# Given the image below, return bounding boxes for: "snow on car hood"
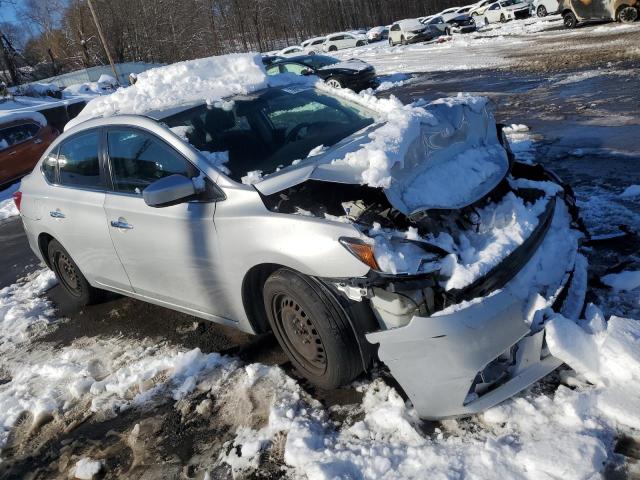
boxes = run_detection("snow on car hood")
[66,53,269,130]
[319,60,372,72]
[254,88,509,215]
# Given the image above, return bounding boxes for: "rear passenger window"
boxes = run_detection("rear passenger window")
[107,129,198,195]
[58,130,102,188]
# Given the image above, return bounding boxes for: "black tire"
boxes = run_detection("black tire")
[308,50,315,55]
[616,4,638,22]
[500,13,507,22]
[563,11,578,28]
[537,5,547,16]
[484,16,490,24]
[328,45,338,52]
[47,239,105,306]
[263,269,362,389]
[389,37,394,46]
[400,35,406,45]
[356,40,364,46]
[445,27,451,35]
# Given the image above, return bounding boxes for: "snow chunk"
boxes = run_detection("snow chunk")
[241,170,263,185]
[620,184,640,198]
[601,270,640,292]
[73,458,102,479]
[68,53,268,128]
[0,182,20,220]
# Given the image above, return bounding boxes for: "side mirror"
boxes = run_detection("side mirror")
[301,68,313,75]
[143,174,196,207]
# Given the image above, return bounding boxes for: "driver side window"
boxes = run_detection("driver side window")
[490,3,499,9]
[107,129,198,195]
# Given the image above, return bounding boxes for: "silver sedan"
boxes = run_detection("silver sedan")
[16,85,586,419]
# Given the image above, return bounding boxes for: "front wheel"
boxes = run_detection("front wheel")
[47,239,105,306]
[389,37,394,46]
[356,40,365,46]
[325,77,343,88]
[617,5,638,22]
[500,13,507,22]
[537,5,547,16]
[263,269,362,389]
[328,45,338,52]
[445,27,451,35]
[563,11,578,28]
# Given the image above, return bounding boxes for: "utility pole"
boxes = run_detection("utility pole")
[0,31,20,86]
[86,0,120,83]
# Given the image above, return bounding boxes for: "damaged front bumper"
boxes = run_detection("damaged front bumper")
[365,195,588,420]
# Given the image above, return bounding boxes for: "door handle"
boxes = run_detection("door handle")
[49,210,65,218]
[8,150,17,156]
[110,219,134,229]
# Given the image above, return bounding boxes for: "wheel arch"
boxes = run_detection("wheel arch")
[241,263,378,371]
[37,232,55,268]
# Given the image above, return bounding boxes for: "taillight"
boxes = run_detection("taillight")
[12,191,22,212]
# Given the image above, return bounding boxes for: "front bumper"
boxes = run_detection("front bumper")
[366,198,587,419]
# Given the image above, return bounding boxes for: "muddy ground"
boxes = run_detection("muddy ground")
[1,22,639,480]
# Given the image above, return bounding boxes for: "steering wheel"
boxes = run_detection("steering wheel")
[285,122,312,143]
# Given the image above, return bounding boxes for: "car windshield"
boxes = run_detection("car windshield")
[163,87,376,182]
[299,55,340,69]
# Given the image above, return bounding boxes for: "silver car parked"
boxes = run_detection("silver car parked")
[17,84,586,419]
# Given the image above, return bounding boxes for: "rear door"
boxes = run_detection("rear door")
[571,0,611,19]
[102,126,224,316]
[41,128,133,292]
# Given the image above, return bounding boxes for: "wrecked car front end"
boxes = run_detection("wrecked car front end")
[253,92,587,419]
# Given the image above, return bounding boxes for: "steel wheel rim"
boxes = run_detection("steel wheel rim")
[272,293,327,375]
[564,15,574,26]
[538,5,547,16]
[56,252,82,297]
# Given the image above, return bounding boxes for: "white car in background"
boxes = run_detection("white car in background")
[469,0,496,16]
[277,46,305,57]
[483,0,531,22]
[388,18,436,45]
[440,6,463,20]
[367,26,389,41]
[532,0,559,16]
[322,32,368,52]
[301,37,326,54]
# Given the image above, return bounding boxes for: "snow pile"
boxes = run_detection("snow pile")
[68,53,268,128]
[0,182,20,221]
[73,458,102,479]
[0,110,47,127]
[601,270,640,292]
[0,269,57,353]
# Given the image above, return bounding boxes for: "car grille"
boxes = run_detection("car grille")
[514,8,530,18]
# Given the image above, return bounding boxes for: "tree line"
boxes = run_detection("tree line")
[1,0,457,85]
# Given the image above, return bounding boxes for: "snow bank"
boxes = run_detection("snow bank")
[0,110,47,127]
[67,53,268,128]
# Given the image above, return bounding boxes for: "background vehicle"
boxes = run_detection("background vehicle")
[266,54,377,91]
[484,0,531,23]
[440,6,463,20]
[277,45,305,56]
[0,113,59,186]
[367,26,389,41]
[322,32,368,51]
[469,0,496,16]
[533,0,559,16]
[445,14,477,32]
[388,18,436,45]
[559,0,638,26]
[424,15,453,35]
[301,36,326,54]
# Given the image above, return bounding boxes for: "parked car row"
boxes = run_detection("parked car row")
[273,31,369,57]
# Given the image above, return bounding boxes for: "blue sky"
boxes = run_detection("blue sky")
[0,1,22,24]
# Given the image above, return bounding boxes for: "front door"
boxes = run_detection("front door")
[102,127,225,316]
[571,0,611,19]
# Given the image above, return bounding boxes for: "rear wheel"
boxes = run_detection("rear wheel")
[355,40,365,46]
[484,16,490,24]
[537,5,547,16]
[445,27,451,35]
[263,269,362,389]
[47,239,105,306]
[563,11,578,27]
[328,45,338,52]
[500,13,507,22]
[326,77,342,88]
[389,37,394,46]
[400,35,406,45]
[617,5,638,22]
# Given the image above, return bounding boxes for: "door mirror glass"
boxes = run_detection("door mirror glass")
[143,174,196,207]
[301,68,313,75]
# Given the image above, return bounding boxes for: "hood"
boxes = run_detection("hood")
[253,97,509,215]
[320,60,372,72]
[505,3,529,9]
